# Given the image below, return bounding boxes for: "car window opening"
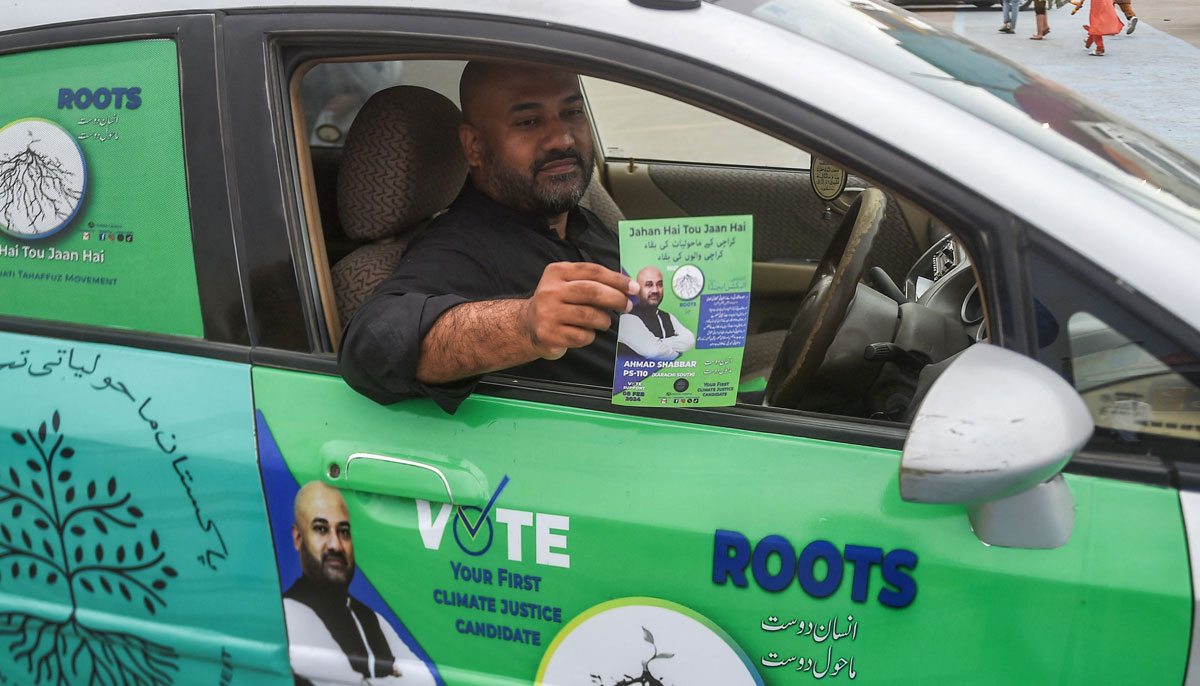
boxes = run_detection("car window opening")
[292,56,984,427]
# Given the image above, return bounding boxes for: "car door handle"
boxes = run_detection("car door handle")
[321,445,489,508]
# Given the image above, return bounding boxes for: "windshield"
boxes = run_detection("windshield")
[717,0,1200,233]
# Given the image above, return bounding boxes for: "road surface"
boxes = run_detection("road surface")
[911,0,1200,159]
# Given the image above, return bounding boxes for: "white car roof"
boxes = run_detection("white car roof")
[7,0,1200,332]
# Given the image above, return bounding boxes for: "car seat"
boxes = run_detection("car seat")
[331,85,628,330]
[330,85,469,327]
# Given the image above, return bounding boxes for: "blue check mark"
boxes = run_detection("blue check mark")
[457,474,510,537]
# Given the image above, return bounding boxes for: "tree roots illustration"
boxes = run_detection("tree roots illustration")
[590,627,674,686]
[0,613,178,686]
[0,411,179,685]
[0,141,82,232]
[675,273,701,295]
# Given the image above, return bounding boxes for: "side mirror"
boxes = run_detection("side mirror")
[900,343,1093,548]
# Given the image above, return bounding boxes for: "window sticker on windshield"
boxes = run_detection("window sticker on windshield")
[613,215,752,407]
[0,40,202,337]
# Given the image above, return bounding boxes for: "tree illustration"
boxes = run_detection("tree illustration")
[0,411,179,686]
[0,141,82,233]
[676,273,700,292]
[673,271,702,300]
[590,627,674,686]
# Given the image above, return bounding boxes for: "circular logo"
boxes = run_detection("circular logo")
[0,118,88,239]
[452,506,494,556]
[537,597,763,686]
[673,378,689,392]
[672,265,704,301]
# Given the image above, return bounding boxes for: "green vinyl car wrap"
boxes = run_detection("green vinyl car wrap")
[253,367,1191,684]
[0,331,290,685]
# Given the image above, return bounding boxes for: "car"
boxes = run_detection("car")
[2,0,1199,684]
[887,1,996,8]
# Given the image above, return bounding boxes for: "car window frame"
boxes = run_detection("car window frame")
[228,8,1031,452]
[1023,230,1200,488]
[0,13,248,355]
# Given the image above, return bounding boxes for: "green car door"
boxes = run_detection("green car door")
[253,367,1190,685]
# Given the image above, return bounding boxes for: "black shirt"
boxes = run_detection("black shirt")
[339,183,620,413]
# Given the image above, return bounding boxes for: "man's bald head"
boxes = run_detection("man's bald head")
[459,61,579,127]
[456,61,594,219]
[292,481,355,589]
[636,266,665,309]
[294,481,342,523]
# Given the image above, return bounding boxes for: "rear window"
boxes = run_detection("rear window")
[0,39,202,337]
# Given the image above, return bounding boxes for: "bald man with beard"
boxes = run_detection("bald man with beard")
[284,482,434,686]
[341,61,638,413]
[617,266,695,361]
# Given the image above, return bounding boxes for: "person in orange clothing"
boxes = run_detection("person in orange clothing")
[1114,0,1138,34]
[1070,0,1124,55]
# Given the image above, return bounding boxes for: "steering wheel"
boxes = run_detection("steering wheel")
[765,188,887,409]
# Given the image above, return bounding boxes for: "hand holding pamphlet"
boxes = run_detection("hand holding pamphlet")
[612,215,753,407]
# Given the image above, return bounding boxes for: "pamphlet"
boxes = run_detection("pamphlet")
[612,215,752,407]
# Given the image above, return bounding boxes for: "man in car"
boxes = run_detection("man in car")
[617,265,695,361]
[340,61,638,413]
[284,481,435,685]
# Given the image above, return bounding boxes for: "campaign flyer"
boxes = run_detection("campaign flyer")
[612,215,752,407]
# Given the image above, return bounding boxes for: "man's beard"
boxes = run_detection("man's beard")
[486,147,594,217]
[634,291,662,309]
[300,544,353,590]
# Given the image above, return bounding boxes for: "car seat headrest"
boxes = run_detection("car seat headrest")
[337,85,468,242]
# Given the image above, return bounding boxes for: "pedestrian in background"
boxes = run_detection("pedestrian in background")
[999,0,1020,33]
[1030,0,1051,39]
[1114,0,1138,34]
[1070,0,1123,55]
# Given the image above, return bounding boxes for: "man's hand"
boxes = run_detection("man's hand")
[416,263,637,384]
[524,262,638,360]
